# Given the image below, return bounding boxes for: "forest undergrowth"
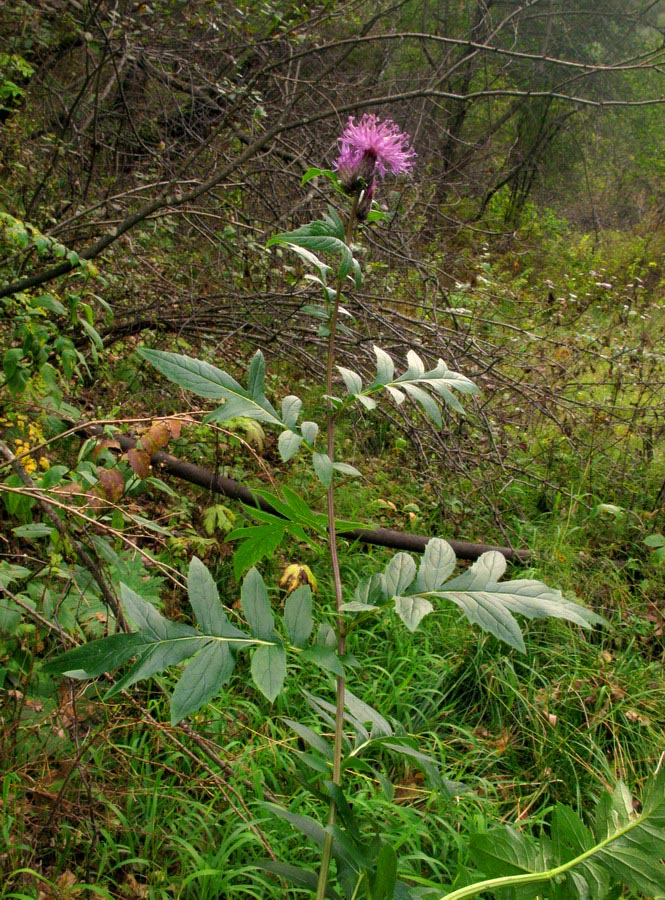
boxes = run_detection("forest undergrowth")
[1,209,663,898]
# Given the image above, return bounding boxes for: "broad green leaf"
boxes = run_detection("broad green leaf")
[471,825,542,886]
[373,345,395,383]
[120,583,194,641]
[283,718,333,759]
[42,632,145,678]
[170,640,235,724]
[140,348,281,426]
[251,643,286,702]
[337,366,363,395]
[301,420,319,445]
[139,349,244,400]
[241,568,275,640]
[30,293,67,315]
[402,382,442,426]
[436,588,526,652]
[187,556,240,637]
[462,770,665,900]
[229,523,286,578]
[281,395,302,427]
[13,523,54,539]
[259,861,340,900]
[371,842,398,900]
[300,645,345,677]
[247,350,266,399]
[415,538,457,592]
[394,595,434,632]
[278,429,303,462]
[345,690,392,739]
[382,553,417,597]
[332,462,362,478]
[284,585,313,648]
[313,452,334,487]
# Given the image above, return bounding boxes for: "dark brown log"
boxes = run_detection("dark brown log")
[85,426,529,564]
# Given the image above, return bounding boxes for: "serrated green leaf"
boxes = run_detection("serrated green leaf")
[229,523,286,578]
[284,585,313,648]
[283,718,333,759]
[188,557,238,637]
[246,350,266,400]
[170,640,235,724]
[279,429,303,462]
[471,825,542,884]
[394,595,434,632]
[382,553,417,597]
[139,349,243,400]
[241,568,275,640]
[436,588,526,652]
[313,452,334,487]
[415,538,457,592]
[332,462,361,478]
[41,632,145,678]
[373,346,395,383]
[280,486,322,527]
[301,421,319,445]
[251,643,286,702]
[402,382,443,426]
[337,366,363,395]
[281,395,302,427]
[300,645,345,677]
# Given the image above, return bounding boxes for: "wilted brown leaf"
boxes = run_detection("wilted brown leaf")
[146,421,170,450]
[126,447,152,478]
[97,468,125,503]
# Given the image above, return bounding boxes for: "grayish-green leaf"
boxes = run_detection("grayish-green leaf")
[139,349,243,400]
[401,382,442,426]
[170,640,235,724]
[251,643,286,702]
[278,429,303,462]
[42,632,145,678]
[300,645,345,677]
[281,395,302,427]
[187,556,238,637]
[373,345,395,383]
[283,718,332,759]
[241,568,275,640]
[337,366,363,395]
[382,553,417,597]
[394,595,434,632]
[332,462,361,478]
[415,538,457,592]
[313,452,334,487]
[301,420,319,445]
[284,585,313,648]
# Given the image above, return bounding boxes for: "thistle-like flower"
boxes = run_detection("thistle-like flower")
[334,113,416,195]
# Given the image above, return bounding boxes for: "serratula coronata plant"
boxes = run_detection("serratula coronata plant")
[43,114,639,900]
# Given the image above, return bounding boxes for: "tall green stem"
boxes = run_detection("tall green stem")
[315,193,360,900]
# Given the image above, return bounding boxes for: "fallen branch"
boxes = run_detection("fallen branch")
[84,426,529,564]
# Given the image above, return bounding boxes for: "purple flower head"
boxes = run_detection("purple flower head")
[334,114,416,194]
